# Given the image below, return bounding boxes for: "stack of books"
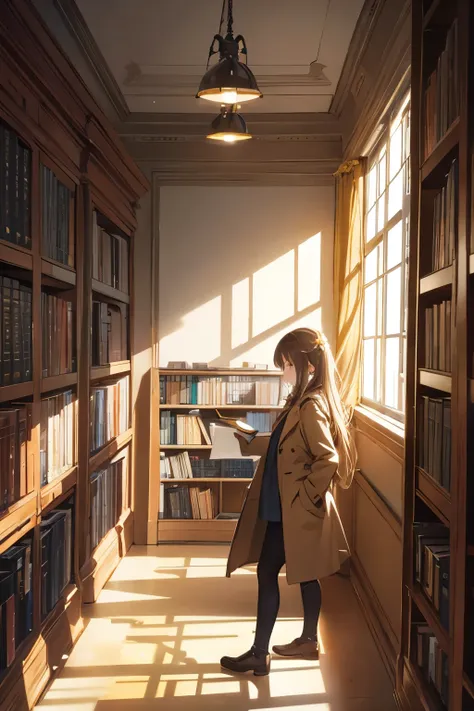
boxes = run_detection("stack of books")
[0,123,31,249]
[92,301,128,365]
[414,522,450,629]
[41,165,74,266]
[424,301,451,372]
[0,535,33,672]
[40,501,73,619]
[417,396,451,492]
[90,450,128,551]
[40,390,76,487]
[41,292,75,377]
[89,375,129,453]
[92,215,129,293]
[0,405,32,510]
[0,277,32,385]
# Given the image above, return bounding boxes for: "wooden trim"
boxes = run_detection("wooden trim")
[0,493,37,551]
[40,465,77,512]
[159,368,282,377]
[354,470,402,539]
[418,369,451,393]
[415,467,450,526]
[421,118,460,183]
[91,278,130,304]
[0,240,33,270]
[355,406,405,463]
[160,403,282,411]
[40,257,76,286]
[88,428,133,473]
[91,361,131,382]
[0,380,34,404]
[409,583,449,655]
[41,372,78,394]
[419,265,453,294]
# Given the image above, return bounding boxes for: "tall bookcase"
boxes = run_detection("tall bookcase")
[398,1,473,710]
[157,368,282,543]
[0,2,148,710]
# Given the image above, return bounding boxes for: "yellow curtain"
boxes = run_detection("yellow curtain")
[333,158,366,412]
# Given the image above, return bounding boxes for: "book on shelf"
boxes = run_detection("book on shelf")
[92,300,128,366]
[40,500,73,619]
[0,536,33,666]
[414,522,450,629]
[90,375,129,453]
[40,390,76,487]
[41,164,74,267]
[41,292,75,377]
[423,19,459,158]
[431,159,458,272]
[160,452,257,480]
[0,404,33,510]
[0,276,32,386]
[160,373,281,406]
[167,361,191,369]
[413,623,448,706]
[0,123,31,249]
[160,411,211,446]
[417,396,451,491]
[161,484,216,520]
[424,300,451,372]
[242,362,268,369]
[92,213,129,294]
[90,448,129,551]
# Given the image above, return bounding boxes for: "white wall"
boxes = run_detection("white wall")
[158,185,335,368]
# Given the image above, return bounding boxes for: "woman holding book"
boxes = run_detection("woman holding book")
[220,327,356,676]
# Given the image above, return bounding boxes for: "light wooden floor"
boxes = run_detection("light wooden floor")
[36,545,397,711]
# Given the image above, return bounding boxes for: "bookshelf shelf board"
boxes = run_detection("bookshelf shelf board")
[416,468,451,526]
[0,492,37,551]
[41,583,78,635]
[0,380,34,404]
[91,361,131,382]
[41,258,76,286]
[41,372,77,394]
[419,370,452,394]
[161,444,212,450]
[407,659,445,711]
[160,368,282,377]
[410,583,450,655]
[159,403,282,410]
[88,428,133,473]
[161,478,252,483]
[470,253,474,275]
[0,240,33,271]
[420,265,453,294]
[158,517,237,543]
[463,673,474,701]
[421,118,459,184]
[92,278,130,304]
[40,465,77,511]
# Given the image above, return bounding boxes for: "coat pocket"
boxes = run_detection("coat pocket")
[296,488,326,519]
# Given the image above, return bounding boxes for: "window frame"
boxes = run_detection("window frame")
[361,93,411,424]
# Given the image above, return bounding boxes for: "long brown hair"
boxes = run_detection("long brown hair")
[274,327,356,489]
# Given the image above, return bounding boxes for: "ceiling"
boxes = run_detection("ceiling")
[74,0,365,114]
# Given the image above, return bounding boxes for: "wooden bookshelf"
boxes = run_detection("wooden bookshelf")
[0,3,148,709]
[158,368,281,541]
[398,2,472,710]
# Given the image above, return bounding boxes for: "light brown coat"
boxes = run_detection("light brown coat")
[226,391,350,584]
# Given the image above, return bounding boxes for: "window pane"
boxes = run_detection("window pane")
[365,247,378,284]
[363,339,375,400]
[386,267,402,335]
[367,206,376,242]
[377,195,385,232]
[385,337,400,409]
[389,125,402,180]
[364,283,377,337]
[376,338,382,402]
[387,220,403,269]
[378,150,386,195]
[368,166,377,208]
[388,169,403,219]
[377,278,383,336]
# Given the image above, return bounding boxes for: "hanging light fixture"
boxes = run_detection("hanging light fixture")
[196,0,262,105]
[206,105,252,143]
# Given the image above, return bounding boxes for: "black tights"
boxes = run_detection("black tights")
[254,521,322,654]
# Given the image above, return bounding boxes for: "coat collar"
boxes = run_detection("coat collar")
[274,388,323,446]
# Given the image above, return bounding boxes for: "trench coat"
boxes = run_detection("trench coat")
[226,390,350,585]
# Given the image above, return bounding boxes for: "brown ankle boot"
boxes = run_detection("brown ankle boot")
[272,637,319,660]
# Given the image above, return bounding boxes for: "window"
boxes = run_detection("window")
[362,94,410,421]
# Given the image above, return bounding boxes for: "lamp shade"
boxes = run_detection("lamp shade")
[207,106,252,143]
[197,54,262,104]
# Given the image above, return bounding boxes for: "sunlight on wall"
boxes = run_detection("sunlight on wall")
[298,232,321,311]
[231,277,250,349]
[252,250,295,338]
[159,296,221,365]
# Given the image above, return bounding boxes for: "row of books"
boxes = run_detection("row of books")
[1,123,31,250]
[92,215,129,294]
[160,484,217,520]
[41,292,75,377]
[90,375,129,453]
[246,412,278,432]
[40,390,76,487]
[413,623,448,707]
[0,405,32,511]
[0,277,32,386]
[417,397,451,492]
[90,450,128,551]
[160,375,281,406]
[40,502,73,619]
[424,301,451,372]
[414,522,449,629]
[160,452,256,479]
[92,301,128,366]
[0,536,33,672]
[41,165,74,267]
[160,412,210,447]
[423,20,459,158]
[430,159,457,273]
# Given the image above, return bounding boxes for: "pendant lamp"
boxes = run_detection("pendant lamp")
[206,105,252,143]
[197,0,262,105]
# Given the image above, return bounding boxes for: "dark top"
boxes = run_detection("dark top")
[258,413,288,522]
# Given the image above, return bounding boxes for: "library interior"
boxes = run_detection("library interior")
[0,0,471,710]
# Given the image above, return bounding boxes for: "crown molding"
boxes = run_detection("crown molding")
[54,0,129,121]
